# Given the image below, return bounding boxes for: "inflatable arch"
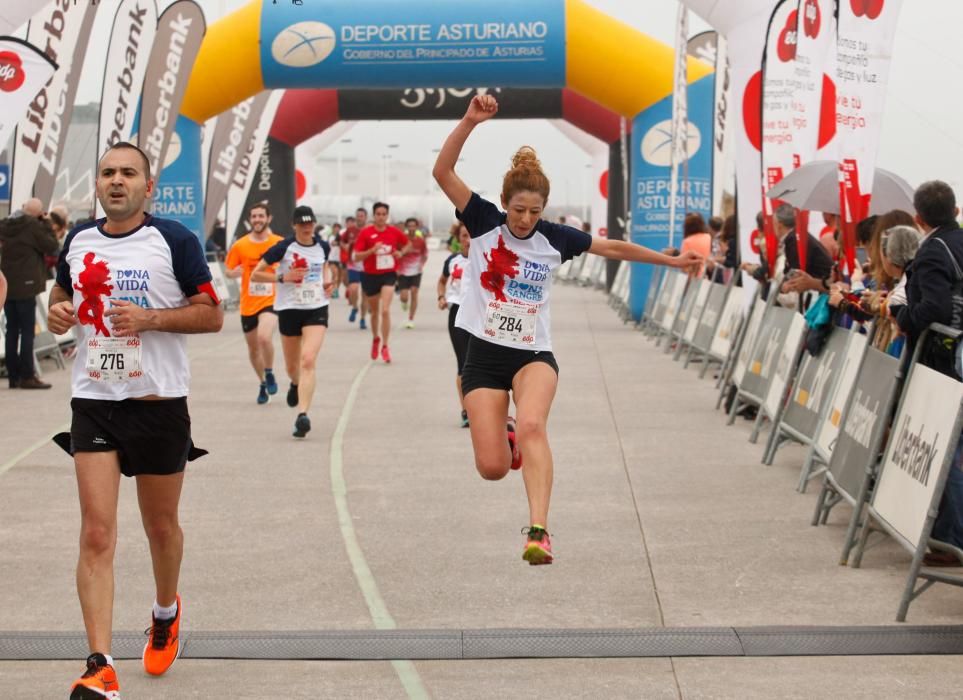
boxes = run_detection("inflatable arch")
[171,0,714,293]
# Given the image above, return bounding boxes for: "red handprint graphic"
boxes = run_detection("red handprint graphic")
[480,235,519,303]
[74,252,113,337]
[290,252,309,284]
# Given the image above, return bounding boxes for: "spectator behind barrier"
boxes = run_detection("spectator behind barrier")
[765,204,835,303]
[819,212,839,260]
[896,180,963,564]
[681,213,712,263]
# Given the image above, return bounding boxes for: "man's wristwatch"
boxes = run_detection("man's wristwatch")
[277,271,284,283]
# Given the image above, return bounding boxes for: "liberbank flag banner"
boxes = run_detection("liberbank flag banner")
[138,0,206,185]
[227,91,283,241]
[11,0,99,208]
[259,0,566,89]
[99,0,158,156]
[0,38,57,157]
[203,91,272,236]
[629,75,714,319]
[836,0,903,275]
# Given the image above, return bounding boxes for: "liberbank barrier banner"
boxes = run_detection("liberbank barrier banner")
[0,38,57,155]
[836,0,903,275]
[138,0,205,185]
[203,91,272,236]
[628,74,714,319]
[226,92,283,242]
[11,0,99,208]
[259,0,566,89]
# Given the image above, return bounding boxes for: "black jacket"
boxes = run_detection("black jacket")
[0,213,58,300]
[896,223,963,342]
[784,230,834,281]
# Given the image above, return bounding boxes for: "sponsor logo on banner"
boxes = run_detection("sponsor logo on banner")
[259,0,565,88]
[99,0,158,154]
[152,115,203,238]
[12,1,99,207]
[0,39,57,153]
[204,91,272,237]
[640,119,702,168]
[272,21,337,67]
[138,0,206,184]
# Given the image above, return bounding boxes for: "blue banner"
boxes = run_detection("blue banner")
[629,74,714,320]
[152,116,204,242]
[260,0,566,89]
[0,164,9,202]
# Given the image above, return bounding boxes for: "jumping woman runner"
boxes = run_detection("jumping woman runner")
[433,95,702,565]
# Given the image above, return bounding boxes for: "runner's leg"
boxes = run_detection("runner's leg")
[281,333,301,386]
[409,284,419,321]
[296,324,327,414]
[243,327,265,381]
[257,312,277,375]
[75,451,122,654]
[378,284,394,347]
[464,388,512,480]
[136,473,186,607]
[367,294,381,339]
[511,362,558,528]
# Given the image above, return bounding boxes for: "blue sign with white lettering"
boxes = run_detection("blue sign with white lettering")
[0,164,9,202]
[260,0,565,89]
[629,74,714,320]
[152,116,204,242]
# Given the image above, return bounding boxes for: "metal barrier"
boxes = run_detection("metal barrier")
[849,324,963,621]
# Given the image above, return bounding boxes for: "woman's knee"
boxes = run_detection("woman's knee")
[143,516,181,547]
[475,453,510,481]
[515,416,547,444]
[80,521,116,558]
[300,353,317,373]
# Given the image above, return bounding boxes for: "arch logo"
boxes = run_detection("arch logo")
[271,22,337,68]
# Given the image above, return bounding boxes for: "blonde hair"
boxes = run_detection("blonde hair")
[501,146,550,205]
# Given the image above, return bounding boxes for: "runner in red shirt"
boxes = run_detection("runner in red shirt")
[353,201,411,363]
[398,217,429,329]
[341,208,370,329]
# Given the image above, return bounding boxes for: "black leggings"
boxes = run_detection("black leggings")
[447,304,470,375]
[4,298,37,382]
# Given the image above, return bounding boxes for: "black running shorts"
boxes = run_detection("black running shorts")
[397,273,422,290]
[278,306,329,336]
[240,306,276,333]
[361,272,397,297]
[447,304,470,375]
[70,397,196,477]
[460,335,559,395]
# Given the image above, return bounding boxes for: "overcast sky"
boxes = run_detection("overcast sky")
[27,1,963,206]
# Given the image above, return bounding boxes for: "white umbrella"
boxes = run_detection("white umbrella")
[766,160,916,215]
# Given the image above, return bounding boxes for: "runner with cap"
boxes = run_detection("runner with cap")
[398,217,429,329]
[353,202,411,363]
[433,95,702,565]
[438,223,472,427]
[224,202,283,404]
[251,205,335,438]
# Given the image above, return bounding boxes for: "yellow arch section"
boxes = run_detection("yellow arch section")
[181,0,711,124]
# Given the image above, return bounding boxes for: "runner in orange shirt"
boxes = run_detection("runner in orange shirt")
[225,202,284,404]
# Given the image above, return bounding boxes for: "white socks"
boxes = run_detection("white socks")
[152,599,178,621]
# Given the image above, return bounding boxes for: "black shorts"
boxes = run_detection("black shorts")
[397,273,422,290]
[240,306,276,333]
[460,335,559,395]
[70,397,197,477]
[361,272,397,297]
[448,305,470,375]
[278,306,329,336]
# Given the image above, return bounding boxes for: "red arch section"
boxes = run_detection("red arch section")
[268,88,626,147]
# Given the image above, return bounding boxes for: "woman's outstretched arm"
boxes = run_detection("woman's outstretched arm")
[432,94,499,212]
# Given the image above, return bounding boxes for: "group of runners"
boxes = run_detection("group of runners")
[222,201,430,438]
[50,94,700,699]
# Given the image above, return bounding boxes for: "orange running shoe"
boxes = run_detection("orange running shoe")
[507,417,522,470]
[142,594,182,676]
[370,336,381,360]
[381,345,392,363]
[70,653,120,699]
[522,525,553,565]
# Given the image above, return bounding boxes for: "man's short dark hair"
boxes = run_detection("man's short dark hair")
[709,216,724,233]
[346,216,356,224]
[914,180,957,228]
[774,203,796,229]
[856,215,878,246]
[100,141,151,181]
[373,202,389,214]
[405,217,418,226]
[356,207,367,215]
[250,202,271,217]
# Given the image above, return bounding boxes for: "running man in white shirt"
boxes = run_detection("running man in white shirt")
[48,141,223,699]
[433,96,701,565]
[437,223,472,427]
